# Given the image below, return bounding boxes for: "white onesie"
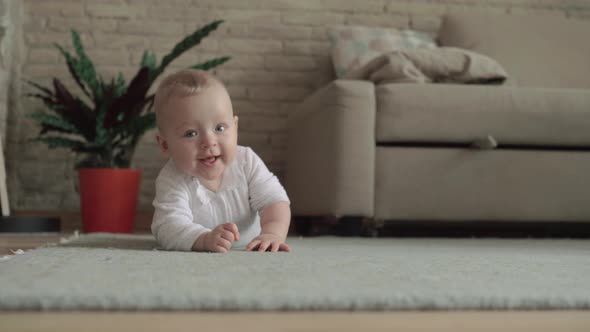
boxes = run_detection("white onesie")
[152,146,290,251]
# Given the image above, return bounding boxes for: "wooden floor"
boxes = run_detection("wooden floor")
[2,311,589,332]
[1,233,589,332]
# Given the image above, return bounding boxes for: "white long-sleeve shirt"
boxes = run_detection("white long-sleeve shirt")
[151,146,290,251]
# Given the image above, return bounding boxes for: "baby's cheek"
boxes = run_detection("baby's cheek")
[172,152,197,173]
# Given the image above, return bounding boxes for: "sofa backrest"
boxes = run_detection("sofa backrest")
[438,11,590,89]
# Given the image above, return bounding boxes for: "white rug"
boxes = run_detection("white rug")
[1,234,589,311]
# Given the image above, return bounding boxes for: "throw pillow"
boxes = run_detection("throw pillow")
[346,47,508,85]
[328,25,437,78]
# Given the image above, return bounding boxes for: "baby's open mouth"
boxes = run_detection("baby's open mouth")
[199,155,220,167]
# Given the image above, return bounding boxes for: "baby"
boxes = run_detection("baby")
[151,69,291,253]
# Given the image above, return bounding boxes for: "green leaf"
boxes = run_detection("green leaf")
[53,43,92,100]
[110,112,156,167]
[75,154,112,169]
[140,50,157,70]
[75,156,99,169]
[189,56,231,71]
[72,142,105,153]
[32,136,86,150]
[52,78,96,141]
[94,105,110,146]
[26,93,56,108]
[140,50,157,82]
[112,112,155,146]
[29,112,79,134]
[155,20,224,78]
[129,112,156,136]
[104,67,151,128]
[114,73,126,98]
[70,30,103,101]
[24,80,54,98]
[113,147,133,168]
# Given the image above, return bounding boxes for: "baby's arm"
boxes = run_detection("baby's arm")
[152,175,210,251]
[246,201,291,252]
[260,201,291,240]
[242,146,292,252]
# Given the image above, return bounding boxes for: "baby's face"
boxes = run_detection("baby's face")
[157,84,238,182]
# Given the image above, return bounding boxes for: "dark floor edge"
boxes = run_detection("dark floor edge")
[0,217,61,233]
[293,217,590,238]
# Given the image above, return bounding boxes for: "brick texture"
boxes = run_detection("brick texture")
[6,0,590,217]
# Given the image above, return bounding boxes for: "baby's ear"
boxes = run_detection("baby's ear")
[156,134,170,156]
[234,115,239,128]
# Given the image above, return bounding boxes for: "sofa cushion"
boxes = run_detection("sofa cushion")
[375,83,590,146]
[328,25,436,78]
[438,11,590,89]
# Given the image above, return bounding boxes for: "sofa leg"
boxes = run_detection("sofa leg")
[364,218,383,238]
[293,216,373,236]
[293,216,316,236]
[338,216,364,237]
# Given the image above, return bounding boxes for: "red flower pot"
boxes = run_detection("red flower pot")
[78,168,141,233]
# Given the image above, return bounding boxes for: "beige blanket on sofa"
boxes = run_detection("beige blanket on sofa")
[345,47,507,85]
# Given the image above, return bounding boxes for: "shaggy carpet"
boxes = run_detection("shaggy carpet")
[0,233,589,310]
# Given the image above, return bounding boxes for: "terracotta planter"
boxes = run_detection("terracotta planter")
[78,168,141,233]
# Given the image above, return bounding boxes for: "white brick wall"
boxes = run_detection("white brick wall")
[6,0,590,214]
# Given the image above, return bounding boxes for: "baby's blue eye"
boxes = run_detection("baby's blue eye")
[215,125,226,132]
[183,130,198,137]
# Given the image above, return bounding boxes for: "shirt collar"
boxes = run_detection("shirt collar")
[189,161,238,203]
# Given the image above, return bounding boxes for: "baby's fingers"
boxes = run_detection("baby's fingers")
[209,237,232,253]
[221,230,236,243]
[222,223,240,241]
[278,243,291,252]
[258,240,272,252]
[246,240,261,251]
[213,245,228,253]
[270,242,280,252]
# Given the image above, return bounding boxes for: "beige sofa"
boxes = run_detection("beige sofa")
[286,12,590,226]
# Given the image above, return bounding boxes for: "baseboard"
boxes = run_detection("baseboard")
[8,210,154,233]
[292,217,590,238]
[0,216,61,233]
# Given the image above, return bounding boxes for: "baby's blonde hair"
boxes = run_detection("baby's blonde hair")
[154,69,224,130]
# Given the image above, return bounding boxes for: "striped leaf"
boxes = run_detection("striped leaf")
[189,56,231,71]
[24,80,54,98]
[156,20,223,78]
[29,112,79,134]
[70,30,103,101]
[54,44,92,100]
[114,73,126,98]
[33,136,86,150]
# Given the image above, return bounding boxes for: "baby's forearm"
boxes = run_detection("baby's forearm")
[259,201,291,240]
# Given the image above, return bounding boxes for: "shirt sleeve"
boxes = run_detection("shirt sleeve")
[151,170,210,251]
[243,147,290,212]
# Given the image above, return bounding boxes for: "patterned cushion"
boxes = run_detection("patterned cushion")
[328,25,437,78]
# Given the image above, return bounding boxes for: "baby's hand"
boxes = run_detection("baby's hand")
[246,233,291,252]
[202,223,240,253]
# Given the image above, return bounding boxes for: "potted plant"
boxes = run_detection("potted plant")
[25,20,230,233]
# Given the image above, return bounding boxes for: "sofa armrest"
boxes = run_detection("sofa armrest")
[286,79,376,217]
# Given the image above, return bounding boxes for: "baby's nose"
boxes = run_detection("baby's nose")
[200,133,217,149]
